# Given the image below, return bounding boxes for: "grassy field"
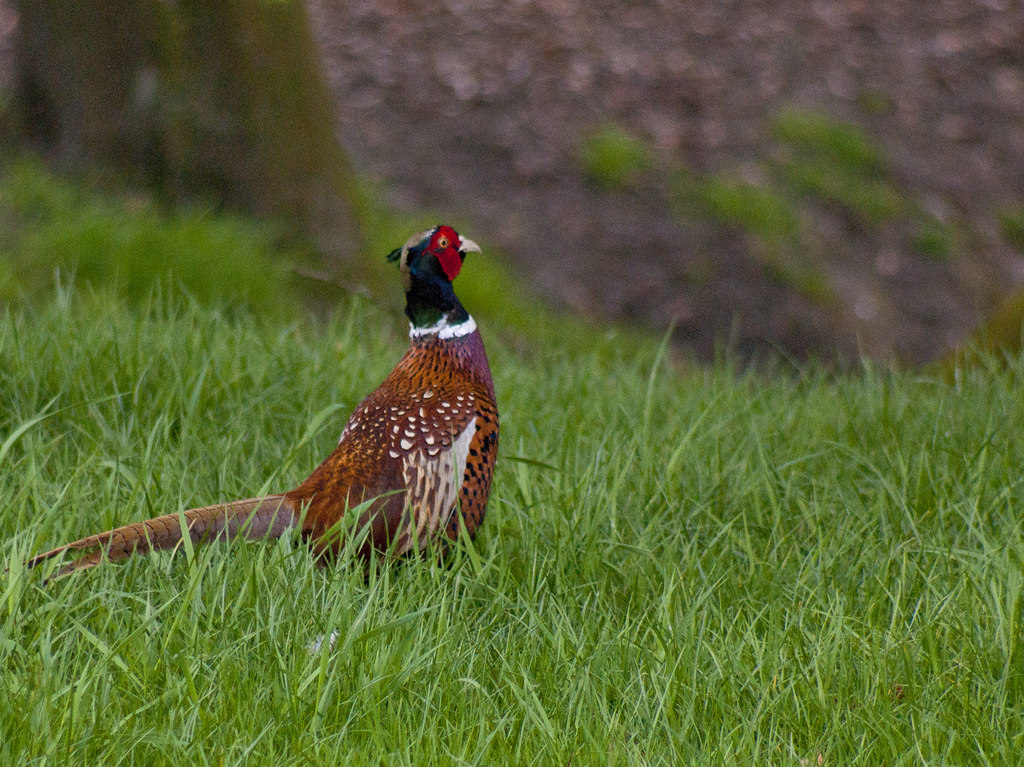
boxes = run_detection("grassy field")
[1,284,1022,765]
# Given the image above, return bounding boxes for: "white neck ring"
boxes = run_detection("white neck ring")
[409,315,476,340]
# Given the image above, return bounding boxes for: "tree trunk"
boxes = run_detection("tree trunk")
[12,0,359,249]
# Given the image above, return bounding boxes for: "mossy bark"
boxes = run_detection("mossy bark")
[13,0,358,249]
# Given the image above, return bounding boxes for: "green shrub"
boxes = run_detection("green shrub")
[695,176,802,246]
[912,219,954,260]
[676,172,834,303]
[772,108,885,174]
[855,89,895,116]
[998,207,1024,251]
[772,109,905,226]
[578,125,654,189]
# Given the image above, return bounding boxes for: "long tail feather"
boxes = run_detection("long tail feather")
[27,495,297,579]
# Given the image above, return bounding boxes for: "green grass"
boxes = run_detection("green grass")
[0,157,294,310]
[0,156,582,351]
[2,288,1023,764]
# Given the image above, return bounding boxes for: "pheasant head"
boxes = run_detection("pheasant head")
[387,225,481,332]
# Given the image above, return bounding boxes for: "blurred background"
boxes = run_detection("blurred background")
[1,0,1023,366]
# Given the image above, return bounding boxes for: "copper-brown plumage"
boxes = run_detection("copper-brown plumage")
[27,225,498,579]
[288,323,498,559]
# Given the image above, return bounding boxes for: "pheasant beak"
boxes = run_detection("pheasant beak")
[458,237,481,255]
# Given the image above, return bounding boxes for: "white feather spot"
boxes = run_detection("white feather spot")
[400,439,413,450]
[423,390,434,399]
[389,450,400,459]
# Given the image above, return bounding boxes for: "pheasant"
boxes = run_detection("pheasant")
[27,225,499,578]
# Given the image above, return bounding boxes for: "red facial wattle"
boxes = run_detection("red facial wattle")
[437,249,463,281]
[430,225,465,281]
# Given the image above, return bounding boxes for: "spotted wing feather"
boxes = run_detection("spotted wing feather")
[393,418,477,555]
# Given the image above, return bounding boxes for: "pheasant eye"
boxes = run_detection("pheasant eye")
[437,235,450,249]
